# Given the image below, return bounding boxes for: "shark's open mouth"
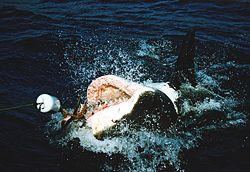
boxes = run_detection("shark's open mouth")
[86,75,143,118]
[87,85,131,116]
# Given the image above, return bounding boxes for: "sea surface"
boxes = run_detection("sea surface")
[0,0,249,172]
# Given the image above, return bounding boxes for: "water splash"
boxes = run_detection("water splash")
[47,36,247,171]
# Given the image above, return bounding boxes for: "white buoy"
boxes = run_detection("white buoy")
[36,94,61,113]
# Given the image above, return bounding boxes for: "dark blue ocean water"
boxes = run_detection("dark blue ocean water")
[0,0,250,171]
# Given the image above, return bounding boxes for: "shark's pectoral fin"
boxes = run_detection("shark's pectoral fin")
[170,30,197,89]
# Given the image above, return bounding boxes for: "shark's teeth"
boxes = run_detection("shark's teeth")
[119,97,123,102]
[85,83,134,116]
[90,94,130,112]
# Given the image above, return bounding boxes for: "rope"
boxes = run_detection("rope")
[0,103,36,112]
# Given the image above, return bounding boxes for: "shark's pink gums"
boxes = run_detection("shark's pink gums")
[87,75,142,102]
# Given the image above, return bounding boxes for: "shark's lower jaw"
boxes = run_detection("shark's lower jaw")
[85,75,178,139]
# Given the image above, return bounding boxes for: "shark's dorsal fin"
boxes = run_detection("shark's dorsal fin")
[170,30,197,89]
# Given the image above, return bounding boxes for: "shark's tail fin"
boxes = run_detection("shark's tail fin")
[170,30,197,89]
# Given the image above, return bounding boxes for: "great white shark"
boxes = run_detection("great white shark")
[61,30,201,139]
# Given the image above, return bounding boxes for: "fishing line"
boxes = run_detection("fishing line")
[0,102,42,112]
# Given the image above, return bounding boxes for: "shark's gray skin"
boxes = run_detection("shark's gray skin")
[61,30,199,139]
